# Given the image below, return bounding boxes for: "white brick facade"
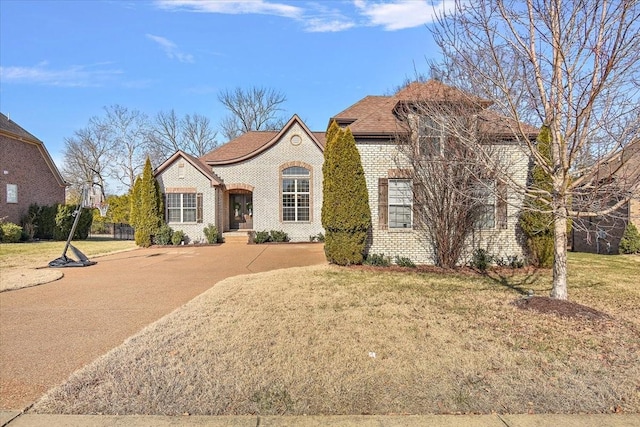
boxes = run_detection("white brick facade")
[155,118,325,243]
[358,140,529,265]
[214,123,325,242]
[155,155,220,243]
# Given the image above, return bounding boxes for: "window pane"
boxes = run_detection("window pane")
[282,194,295,207]
[297,179,309,192]
[168,209,181,223]
[283,166,309,176]
[297,207,310,221]
[167,194,180,208]
[389,206,412,228]
[389,180,412,205]
[183,193,196,208]
[283,207,296,221]
[183,208,196,222]
[282,179,296,193]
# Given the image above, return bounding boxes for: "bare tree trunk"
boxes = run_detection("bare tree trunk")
[551,197,568,300]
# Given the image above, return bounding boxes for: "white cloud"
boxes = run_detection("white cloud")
[305,18,355,32]
[155,0,303,19]
[355,0,455,30]
[146,34,195,63]
[0,61,123,87]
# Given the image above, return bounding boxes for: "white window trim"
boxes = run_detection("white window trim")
[167,193,197,223]
[282,167,311,223]
[474,180,497,230]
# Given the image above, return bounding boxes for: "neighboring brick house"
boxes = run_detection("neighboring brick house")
[330,81,535,264]
[571,142,640,254]
[0,113,67,224]
[155,115,326,243]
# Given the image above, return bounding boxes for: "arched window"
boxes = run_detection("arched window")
[282,166,310,222]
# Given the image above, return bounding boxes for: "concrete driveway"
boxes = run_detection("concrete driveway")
[0,242,326,410]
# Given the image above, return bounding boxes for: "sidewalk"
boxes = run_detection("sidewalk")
[1,412,639,426]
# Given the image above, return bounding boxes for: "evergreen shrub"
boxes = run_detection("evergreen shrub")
[619,222,640,254]
[1,222,23,243]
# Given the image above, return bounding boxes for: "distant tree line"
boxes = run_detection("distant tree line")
[62,86,288,195]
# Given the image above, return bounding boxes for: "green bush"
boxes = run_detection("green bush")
[619,222,640,254]
[20,211,36,241]
[1,222,23,243]
[171,230,185,245]
[269,230,289,242]
[254,231,271,244]
[322,122,371,265]
[53,205,93,240]
[471,248,493,271]
[155,224,173,245]
[364,253,391,267]
[309,232,325,243]
[131,158,163,248]
[24,203,58,239]
[203,224,220,244]
[394,255,416,268]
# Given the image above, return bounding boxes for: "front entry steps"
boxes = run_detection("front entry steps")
[223,231,253,244]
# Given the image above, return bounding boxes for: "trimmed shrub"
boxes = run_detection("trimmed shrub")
[519,125,555,268]
[471,248,493,271]
[619,222,640,254]
[155,224,173,245]
[269,230,289,242]
[394,255,416,268]
[53,205,93,240]
[203,224,220,244]
[322,122,371,266]
[254,231,271,244]
[1,222,23,243]
[171,230,185,245]
[364,253,391,267]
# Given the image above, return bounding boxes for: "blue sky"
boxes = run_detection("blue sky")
[1,0,445,172]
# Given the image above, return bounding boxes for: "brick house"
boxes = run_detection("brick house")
[571,142,640,254]
[155,115,326,243]
[155,81,534,263]
[330,81,534,264]
[0,113,67,224]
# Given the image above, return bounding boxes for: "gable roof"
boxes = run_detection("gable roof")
[330,80,538,139]
[200,114,325,166]
[154,150,222,186]
[0,112,67,187]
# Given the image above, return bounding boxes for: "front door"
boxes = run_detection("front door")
[229,193,253,230]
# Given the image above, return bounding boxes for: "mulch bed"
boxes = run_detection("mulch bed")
[513,296,611,320]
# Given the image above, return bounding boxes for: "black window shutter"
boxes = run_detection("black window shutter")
[197,193,203,223]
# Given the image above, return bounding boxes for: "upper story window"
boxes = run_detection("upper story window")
[418,116,445,156]
[282,166,310,222]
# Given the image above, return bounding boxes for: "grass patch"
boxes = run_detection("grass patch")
[0,238,137,269]
[32,254,640,416]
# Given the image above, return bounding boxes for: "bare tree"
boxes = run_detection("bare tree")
[103,105,149,190]
[62,117,113,194]
[393,84,521,267]
[218,86,287,141]
[432,0,640,299]
[147,110,218,164]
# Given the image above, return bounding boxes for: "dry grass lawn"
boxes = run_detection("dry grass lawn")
[0,238,137,291]
[32,253,640,416]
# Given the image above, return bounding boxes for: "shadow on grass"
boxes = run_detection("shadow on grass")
[485,269,546,296]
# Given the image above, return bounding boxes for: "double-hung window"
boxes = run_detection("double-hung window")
[418,116,445,156]
[473,181,496,229]
[282,167,310,222]
[388,179,413,228]
[167,193,200,223]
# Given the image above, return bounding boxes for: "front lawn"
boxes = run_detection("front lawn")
[32,253,640,415]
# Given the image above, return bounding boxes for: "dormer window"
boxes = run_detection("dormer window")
[418,116,445,156]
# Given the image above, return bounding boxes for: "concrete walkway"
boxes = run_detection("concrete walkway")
[0,242,326,411]
[1,412,638,426]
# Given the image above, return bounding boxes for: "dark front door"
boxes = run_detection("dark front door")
[229,193,253,230]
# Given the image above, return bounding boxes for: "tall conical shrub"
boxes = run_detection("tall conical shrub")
[131,157,163,247]
[322,122,371,265]
[519,125,554,267]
